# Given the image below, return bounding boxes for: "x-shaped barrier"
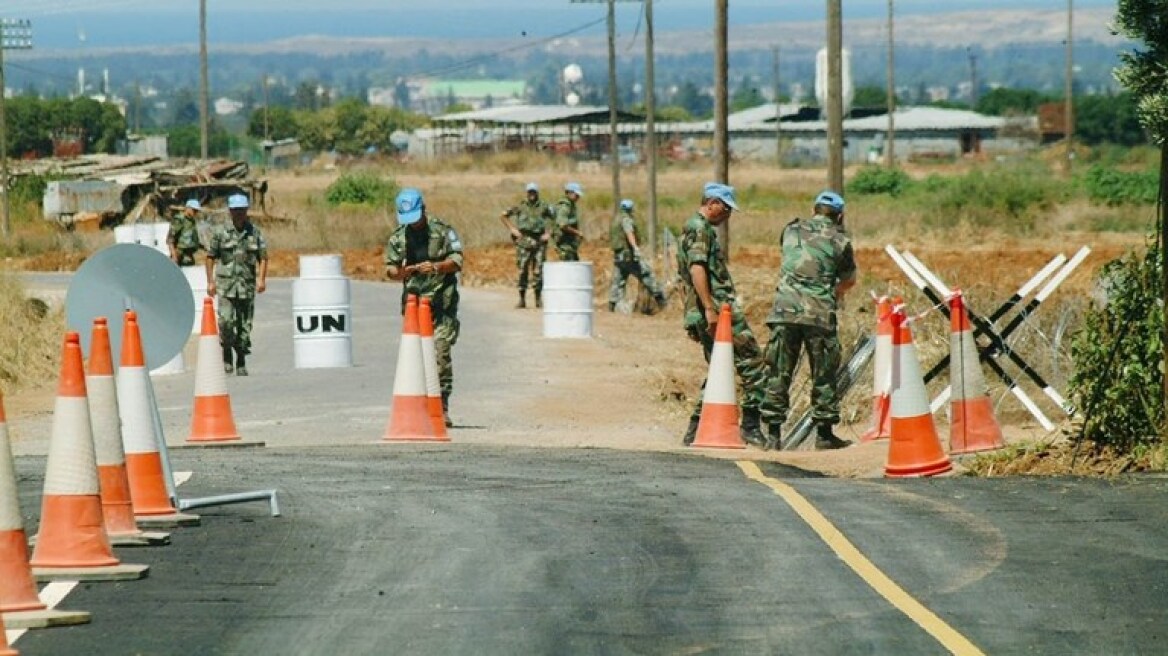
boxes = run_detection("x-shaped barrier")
[886,245,1090,431]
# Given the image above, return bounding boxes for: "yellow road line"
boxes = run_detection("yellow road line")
[737,461,985,656]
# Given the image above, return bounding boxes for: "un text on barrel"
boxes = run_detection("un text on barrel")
[542,261,593,338]
[293,254,353,368]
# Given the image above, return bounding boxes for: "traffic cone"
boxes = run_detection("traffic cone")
[188,297,241,442]
[861,296,895,441]
[691,304,746,449]
[29,333,148,580]
[948,292,1005,455]
[384,296,438,442]
[884,308,952,478]
[418,298,449,440]
[0,392,44,613]
[86,318,168,547]
[118,311,197,528]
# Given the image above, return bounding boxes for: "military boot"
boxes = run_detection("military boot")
[222,345,234,374]
[814,423,851,450]
[534,290,543,309]
[764,422,782,451]
[740,409,768,448]
[608,301,617,312]
[682,416,700,446]
[654,292,667,310]
[441,393,452,428]
[516,290,526,309]
[235,350,248,377]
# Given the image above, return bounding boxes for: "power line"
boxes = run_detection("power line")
[405,16,606,79]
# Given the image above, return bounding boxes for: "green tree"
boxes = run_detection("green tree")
[246,105,298,141]
[673,81,712,119]
[1075,93,1147,146]
[730,77,766,112]
[852,85,888,108]
[975,87,1051,116]
[169,87,200,126]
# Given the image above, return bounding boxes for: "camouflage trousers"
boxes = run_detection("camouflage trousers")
[764,323,842,425]
[688,305,779,422]
[608,258,663,305]
[433,313,460,397]
[217,295,255,356]
[555,241,580,261]
[176,249,200,266]
[514,238,547,292]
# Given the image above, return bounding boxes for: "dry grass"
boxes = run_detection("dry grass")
[0,273,63,393]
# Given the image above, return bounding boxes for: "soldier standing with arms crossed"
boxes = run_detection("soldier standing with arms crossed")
[168,198,204,266]
[677,182,776,447]
[552,182,585,261]
[500,182,552,308]
[608,198,666,313]
[764,190,857,450]
[205,193,268,376]
[385,188,464,427]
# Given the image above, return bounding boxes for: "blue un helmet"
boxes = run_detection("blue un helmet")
[564,182,584,197]
[620,199,634,211]
[395,188,425,225]
[702,182,739,210]
[814,190,845,213]
[227,193,249,210]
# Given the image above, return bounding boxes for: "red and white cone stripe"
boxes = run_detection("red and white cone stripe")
[885,308,952,478]
[418,298,448,439]
[862,296,894,441]
[117,313,178,516]
[87,319,142,539]
[384,297,438,441]
[188,298,240,442]
[0,393,46,612]
[949,293,1005,454]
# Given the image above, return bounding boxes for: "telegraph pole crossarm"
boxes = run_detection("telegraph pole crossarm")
[0,18,32,240]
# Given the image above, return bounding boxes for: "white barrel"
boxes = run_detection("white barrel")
[542,261,594,338]
[293,254,352,368]
[113,224,137,244]
[152,222,171,256]
[182,265,214,335]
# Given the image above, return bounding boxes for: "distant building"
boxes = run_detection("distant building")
[412,79,528,115]
[214,97,245,116]
[123,134,169,158]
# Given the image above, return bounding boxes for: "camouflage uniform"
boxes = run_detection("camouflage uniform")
[385,217,464,399]
[677,212,777,423]
[206,220,268,359]
[168,210,203,265]
[764,215,857,425]
[504,198,553,295]
[608,208,664,307]
[552,197,581,261]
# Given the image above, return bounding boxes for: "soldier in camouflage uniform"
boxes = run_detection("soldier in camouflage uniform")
[764,190,857,450]
[205,193,268,376]
[168,198,204,266]
[608,199,666,313]
[676,182,776,447]
[500,182,553,308]
[551,182,585,261]
[385,187,463,427]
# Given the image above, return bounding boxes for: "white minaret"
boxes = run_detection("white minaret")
[103,68,110,96]
[78,68,85,97]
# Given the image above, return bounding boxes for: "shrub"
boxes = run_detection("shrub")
[324,173,398,207]
[910,165,1063,232]
[848,166,911,197]
[1069,243,1164,450]
[1081,165,1160,206]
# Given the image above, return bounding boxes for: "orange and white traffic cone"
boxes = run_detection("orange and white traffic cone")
[384,296,438,442]
[86,318,168,547]
[29,333,148,580]
[188,297,241,443]
[884,307,952,478]
[861,296,895,441]
[691,304,746,450]
[418,298,449,440]
[0,612,17,656]
[117,312,197,528]
[0,392,44,614]
[948,292,1005,455]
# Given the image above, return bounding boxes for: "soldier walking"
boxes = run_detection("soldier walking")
[677,182,776,447]
[385,188,464,427]
[500,182,553,308]
[764,190,857,450]
[552,182,585,261]
[608,199,666,312]
[205,193,268,376]
[168,198,204,266]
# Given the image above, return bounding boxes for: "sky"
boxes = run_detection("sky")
[0,0,1120,50]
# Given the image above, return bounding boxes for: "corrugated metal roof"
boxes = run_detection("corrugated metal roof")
[432,104,641,125]
[727,103,803,127]
[664,106,1006,134]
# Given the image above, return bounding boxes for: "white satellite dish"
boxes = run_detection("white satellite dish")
[565,92,581,107]
[563,63,584,85]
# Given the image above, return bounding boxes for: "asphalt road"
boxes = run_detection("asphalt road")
[7,274,1168,654]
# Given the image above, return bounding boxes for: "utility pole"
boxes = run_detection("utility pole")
[605,0,620,214]
[714,0,730,252]
[884,0,896,167]
[826,0,844,193]
[773,45,782,168]
[644,0,658,262]
[262,74,271,141]
[1064,0,1074,174]
[0,18,32,240]
[967,48,978,107]
[199,0,209,160]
